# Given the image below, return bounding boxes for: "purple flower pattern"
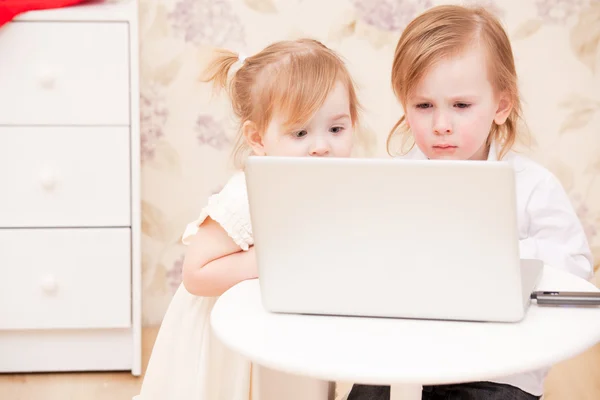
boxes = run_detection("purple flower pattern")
[169,0,245,48]
[351,0,433,32]
[140,83,168,163]
[166,254,184,294]
[196,114,232,151]
[534,0,593,24]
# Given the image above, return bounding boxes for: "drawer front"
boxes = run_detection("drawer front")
[0,228,131,330]
[0,22,129,125]
[0,127,131,227]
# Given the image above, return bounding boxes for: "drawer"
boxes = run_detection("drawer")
[0,127,131,227]
[0,22,129,125]
[0,228,131,330]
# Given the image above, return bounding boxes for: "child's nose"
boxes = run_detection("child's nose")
[433,111,452,135]
[309,137,330,156]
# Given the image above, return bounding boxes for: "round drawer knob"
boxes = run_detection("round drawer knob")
[39,170,57,191]
[40,275,59,295]
[38,69,56,89]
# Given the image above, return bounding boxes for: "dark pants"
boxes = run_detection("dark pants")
[346,382,541,400]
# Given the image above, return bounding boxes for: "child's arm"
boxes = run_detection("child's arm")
[520,174,593,280]
[182,217,258,297]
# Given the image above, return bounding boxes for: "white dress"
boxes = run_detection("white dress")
[135,171,258,400]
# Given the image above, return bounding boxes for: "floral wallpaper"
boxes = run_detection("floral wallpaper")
[139,0,600,325]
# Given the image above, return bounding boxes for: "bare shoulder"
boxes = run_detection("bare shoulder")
[186,216,240,253]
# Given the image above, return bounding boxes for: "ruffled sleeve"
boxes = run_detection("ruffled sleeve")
[181,171,253,251]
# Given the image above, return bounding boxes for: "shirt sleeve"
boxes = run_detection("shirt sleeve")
[181,172,253,251]
[519,173,593,280]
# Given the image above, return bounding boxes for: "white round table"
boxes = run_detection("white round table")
[211,266,600,400]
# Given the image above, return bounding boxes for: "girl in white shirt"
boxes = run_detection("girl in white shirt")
[347,5,592,400]
[135,38,363,400]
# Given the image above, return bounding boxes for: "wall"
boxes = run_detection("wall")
[138,0,600,325]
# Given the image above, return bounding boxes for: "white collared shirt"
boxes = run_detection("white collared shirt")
[401,142,593,395]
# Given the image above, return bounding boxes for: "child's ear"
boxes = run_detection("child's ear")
[243,121,265,156]
[494,92,513,125]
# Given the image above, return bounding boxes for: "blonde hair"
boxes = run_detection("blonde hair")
[388,5,523,160]
[201,39,361,168]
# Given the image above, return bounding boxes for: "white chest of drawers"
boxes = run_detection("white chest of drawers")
[0,0,141,375]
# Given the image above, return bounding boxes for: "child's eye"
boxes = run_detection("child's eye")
[416,103,432,109]
[293,130,308,138]
[330,126,344,134]
[455,102,471,109]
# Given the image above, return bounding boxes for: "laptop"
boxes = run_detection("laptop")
[244,156,543,323]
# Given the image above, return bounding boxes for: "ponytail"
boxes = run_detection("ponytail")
[200,49,240,91]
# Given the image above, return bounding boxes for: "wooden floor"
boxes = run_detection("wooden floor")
[544,342,600,400]
[0,328,159,400]
[0,327,598,400]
